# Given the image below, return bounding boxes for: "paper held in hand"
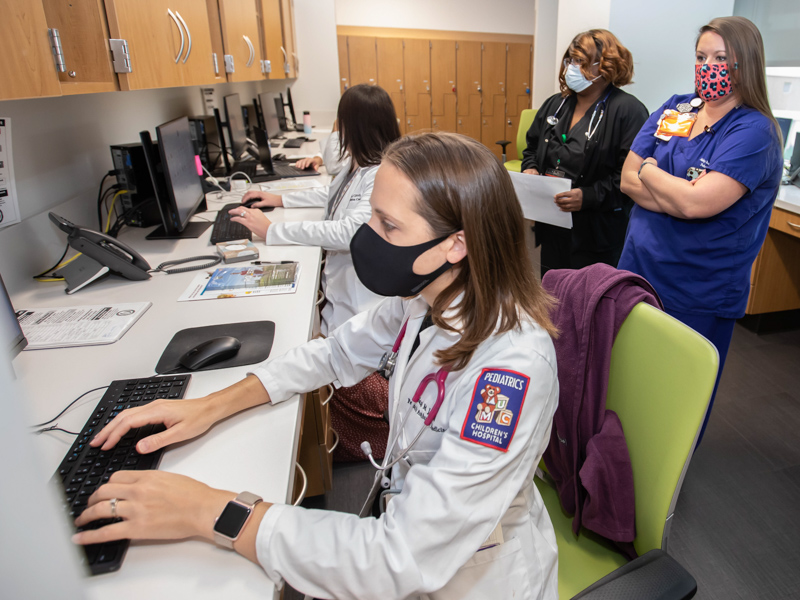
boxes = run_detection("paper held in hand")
[509,171,573,229]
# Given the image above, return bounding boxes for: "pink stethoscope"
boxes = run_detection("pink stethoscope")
[361,319,449,472]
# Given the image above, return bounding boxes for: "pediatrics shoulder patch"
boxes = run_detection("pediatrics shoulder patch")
[460,368,529,452]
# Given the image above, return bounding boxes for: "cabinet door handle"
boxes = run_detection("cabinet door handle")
[327,428,340,454]
[788,221,800,231]
[321,384,334,406]
[243,35,254,67]
[293,462,307,506]
[175,11,191,63]
[167,9,184,65]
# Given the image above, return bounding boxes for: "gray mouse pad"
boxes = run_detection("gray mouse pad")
[155,321,275,374]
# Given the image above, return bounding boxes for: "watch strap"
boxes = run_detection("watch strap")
[213,491,263,549]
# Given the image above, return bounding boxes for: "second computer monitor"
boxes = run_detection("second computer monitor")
[258,92,282,138]
[224,93,248,160]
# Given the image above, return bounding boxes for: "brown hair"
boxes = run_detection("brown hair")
[383,132,557,371]
[559,29,635,96]
[337,84,401,167]
[698,16,782,144]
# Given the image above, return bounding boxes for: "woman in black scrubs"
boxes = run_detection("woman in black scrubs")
[522,29,648,276]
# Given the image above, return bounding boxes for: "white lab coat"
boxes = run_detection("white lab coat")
[251,295,560,600]
[265,158,382,334]
[321,131,347,176]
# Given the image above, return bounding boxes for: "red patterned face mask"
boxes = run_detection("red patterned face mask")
[695,63,734,100]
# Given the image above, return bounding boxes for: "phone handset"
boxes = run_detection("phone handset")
[48,213,152,281]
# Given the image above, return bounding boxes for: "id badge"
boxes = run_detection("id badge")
[545,168,566,178]
[654,109,697,141]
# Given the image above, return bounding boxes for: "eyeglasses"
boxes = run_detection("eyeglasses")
[563,58,599,68]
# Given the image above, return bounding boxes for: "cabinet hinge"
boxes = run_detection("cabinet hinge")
[224,54,235,73]
[262,59,272,74]
[213,52,219,75]
[48,28,66,73]
[109,39,132,74]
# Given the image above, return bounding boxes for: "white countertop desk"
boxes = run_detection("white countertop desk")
[12,196,326,599]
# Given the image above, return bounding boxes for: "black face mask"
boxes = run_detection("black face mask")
[350,223,454,297]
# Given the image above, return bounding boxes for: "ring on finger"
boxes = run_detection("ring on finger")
[240,211,247,218]
[110,497,119,518]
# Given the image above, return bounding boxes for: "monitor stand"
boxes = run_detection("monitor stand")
[145,221,211,240]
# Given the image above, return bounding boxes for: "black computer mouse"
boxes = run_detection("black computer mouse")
[273,153,286,161]
[178,336,242,371]
[242,198,275,211]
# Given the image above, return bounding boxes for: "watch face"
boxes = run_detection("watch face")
[214,502,252,538]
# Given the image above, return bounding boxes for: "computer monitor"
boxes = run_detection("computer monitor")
[139,116,211,240]
[224,94,248,160]
[258,92,282,138]
[1,273,27,359]
[789,132,800,188]
[286,87,298,126]
[776,117,792,148]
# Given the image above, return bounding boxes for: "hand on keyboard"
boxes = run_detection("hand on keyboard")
[91,396,218,455]
[73,470,237,546]
[229,205,272,240]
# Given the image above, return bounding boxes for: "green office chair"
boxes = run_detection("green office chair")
[536,302,719,598]
[502,108,537,172]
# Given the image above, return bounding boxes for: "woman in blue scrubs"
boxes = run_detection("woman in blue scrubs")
[618,16,783,446]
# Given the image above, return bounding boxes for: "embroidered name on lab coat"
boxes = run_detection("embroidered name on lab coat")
[460,368,529,452]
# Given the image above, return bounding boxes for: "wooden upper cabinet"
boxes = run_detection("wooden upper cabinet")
[104,0,217,90]
[403,39,431,133]
[279,0,298,78]
[260,0,286,79]
[430,40,456,133]
[0,0,62,100]
[218,0,262,82]
[41,0,118,95]
[456,40,482,142]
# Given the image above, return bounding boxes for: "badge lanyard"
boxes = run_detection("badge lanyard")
[325,166,359,219]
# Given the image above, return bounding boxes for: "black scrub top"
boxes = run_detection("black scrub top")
[541,99,595,183]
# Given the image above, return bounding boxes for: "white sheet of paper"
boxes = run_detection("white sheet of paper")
[0,118,21,230]
[509,170,573,229]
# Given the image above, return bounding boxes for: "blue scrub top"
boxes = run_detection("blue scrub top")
[618,93,783,318]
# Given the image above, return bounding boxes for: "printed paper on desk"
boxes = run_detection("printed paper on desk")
[259,179,325,192]
[509,170,573,229]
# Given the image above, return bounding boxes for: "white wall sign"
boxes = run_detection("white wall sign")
[0,118,21,230]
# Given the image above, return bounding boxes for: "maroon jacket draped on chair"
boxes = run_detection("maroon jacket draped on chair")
[542,264,662,551]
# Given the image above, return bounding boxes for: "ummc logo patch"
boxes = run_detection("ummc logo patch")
[460,368,529,452]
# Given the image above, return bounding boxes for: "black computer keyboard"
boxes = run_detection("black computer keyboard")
[52,374,191,575]
[210,203,253,245]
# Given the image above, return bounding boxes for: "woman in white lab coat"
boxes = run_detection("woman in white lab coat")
[233,84,402,462]
[78,132,561,600]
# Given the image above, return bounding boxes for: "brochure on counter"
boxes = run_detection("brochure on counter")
[16,302,151,349]
[178,263,300,302]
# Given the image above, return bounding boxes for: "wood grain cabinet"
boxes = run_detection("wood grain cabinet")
[216,0,262,82]
[0,0,62,101]
[104,0,217,90]
[747,206,800,315]
[41,0,118,96]
[259,0,286,80]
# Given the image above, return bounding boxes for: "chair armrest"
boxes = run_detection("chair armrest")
[571,549,697,600]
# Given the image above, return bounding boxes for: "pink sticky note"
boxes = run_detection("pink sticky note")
[195,155,203,176]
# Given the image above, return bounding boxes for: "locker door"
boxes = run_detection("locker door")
[456,40,482,142]
[506,43,533,161]
[431,40,457,133]
[376,37,405,131]
[403,38,431,133]
[337,35,349,94]
[348,36,377,87]
[481,41,507,160]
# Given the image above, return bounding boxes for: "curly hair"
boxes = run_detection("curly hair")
[558,29,634,96]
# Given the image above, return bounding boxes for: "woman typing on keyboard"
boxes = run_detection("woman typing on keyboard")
[76,133,560,600]
[230,84,401,464]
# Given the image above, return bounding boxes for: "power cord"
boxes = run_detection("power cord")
[30,385,109,433]
[96,170,119,230]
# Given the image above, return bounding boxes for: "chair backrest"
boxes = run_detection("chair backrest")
[516,109,537,158]
[605,303,718,556]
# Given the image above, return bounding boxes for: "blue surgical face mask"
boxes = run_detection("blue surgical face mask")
[565,63,600,93]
